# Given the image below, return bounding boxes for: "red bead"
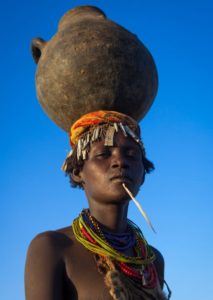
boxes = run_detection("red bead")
[81,227,97,244]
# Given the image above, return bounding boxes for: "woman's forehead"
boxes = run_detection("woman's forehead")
[90,131,141,151]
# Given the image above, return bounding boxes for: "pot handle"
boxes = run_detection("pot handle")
[31,38,46,64]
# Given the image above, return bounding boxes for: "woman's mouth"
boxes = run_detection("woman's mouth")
[110,175,132,184]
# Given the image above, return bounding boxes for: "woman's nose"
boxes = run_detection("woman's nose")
[111,150,129,169]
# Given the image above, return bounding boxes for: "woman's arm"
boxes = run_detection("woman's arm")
[25,231,65,300]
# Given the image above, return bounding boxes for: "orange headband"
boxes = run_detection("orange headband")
[62,110,143,170]
[70,110,139,147]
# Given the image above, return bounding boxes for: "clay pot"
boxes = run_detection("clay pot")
[32,5,158,132]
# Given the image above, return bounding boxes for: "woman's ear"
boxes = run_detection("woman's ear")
[71,168,85,185]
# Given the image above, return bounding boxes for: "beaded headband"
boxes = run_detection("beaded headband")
[62,110,145,171]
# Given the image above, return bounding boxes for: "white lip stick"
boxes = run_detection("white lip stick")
[122,183,156,233]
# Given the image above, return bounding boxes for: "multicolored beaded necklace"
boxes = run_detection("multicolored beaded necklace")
[72,209,158,289]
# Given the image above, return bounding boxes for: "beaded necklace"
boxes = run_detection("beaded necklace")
[83,209,136,251]
[72,209,157,289]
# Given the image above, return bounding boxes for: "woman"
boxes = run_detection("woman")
[25,111,171,299]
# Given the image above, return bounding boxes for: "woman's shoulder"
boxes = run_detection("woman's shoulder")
[25,227,76,299]
[149,245,165,288]
[150,246,164,264]
[26,226,75,260]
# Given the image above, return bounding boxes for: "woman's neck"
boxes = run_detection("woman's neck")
[88,201,129,233]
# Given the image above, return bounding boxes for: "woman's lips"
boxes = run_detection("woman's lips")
[110,175,132,183]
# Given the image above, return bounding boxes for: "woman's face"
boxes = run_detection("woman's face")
[75,131,145,205]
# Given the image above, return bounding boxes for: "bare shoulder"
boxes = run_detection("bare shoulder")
[150,246,165,288]
[150,246,164,266]
[25,227,75,300]
[27,227,74,256]
[25,226,76,270]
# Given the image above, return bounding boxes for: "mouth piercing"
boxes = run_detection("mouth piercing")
[122,183,156,233]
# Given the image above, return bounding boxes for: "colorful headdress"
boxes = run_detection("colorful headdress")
[62,110,144,171]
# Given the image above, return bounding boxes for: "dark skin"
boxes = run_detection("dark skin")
[25,132,164,300]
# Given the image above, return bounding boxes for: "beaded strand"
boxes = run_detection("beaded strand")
[72,210,157,288]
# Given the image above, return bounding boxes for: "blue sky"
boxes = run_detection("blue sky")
[1,0,213,299]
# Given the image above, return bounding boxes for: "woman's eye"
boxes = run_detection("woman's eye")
[126,150,140,159]
[95,151,110,158]
[126,152,135,158]
[126,150,134,156]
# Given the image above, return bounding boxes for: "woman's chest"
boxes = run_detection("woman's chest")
[63,244,113,300]
[61,237,164,300]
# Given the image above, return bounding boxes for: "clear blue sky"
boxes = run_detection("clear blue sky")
[1,0,213,299]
